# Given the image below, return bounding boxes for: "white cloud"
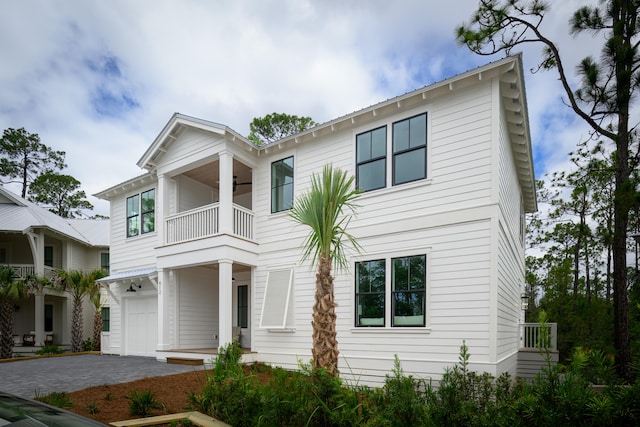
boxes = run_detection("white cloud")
[0,0,626,216]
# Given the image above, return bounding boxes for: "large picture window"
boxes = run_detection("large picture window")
[127,189,155,237]
[356,126,386,192]
[393,113,427,185]
[355,254,427,328]
[271,156,294,213]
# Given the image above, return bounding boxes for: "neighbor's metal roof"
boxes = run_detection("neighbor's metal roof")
[0,185,109,246]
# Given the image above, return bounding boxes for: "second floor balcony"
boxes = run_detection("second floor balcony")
[164,202,254,245]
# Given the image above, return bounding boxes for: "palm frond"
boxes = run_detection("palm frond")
[289,164,361,271]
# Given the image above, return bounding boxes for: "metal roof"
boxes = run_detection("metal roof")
[0,185,109,246]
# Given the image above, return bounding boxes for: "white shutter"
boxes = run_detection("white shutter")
[259,269,293,329]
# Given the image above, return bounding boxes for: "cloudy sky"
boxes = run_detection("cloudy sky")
[0,0,599,216]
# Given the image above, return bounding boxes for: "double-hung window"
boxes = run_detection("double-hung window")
[356,126,386,192]
[355,254,426,327]
[393,113,427,185]
[356,112,427,191]
[355,260,385,326]
[271,156,294,213]
[127,189,155,237]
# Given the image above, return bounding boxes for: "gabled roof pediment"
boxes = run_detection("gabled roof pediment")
[137,113,254,172]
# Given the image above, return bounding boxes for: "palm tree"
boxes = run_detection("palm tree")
[289,164,361,376]
[54,269,106,352]
[0,266,28,359]
[89,280,105,351]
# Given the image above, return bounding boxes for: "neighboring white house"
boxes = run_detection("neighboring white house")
[95,54,539,385]
[0,186,109,352]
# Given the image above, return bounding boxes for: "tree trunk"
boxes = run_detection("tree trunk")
[71,295,84,352]
[610,0,634,382]
[311,253,339,376]
[0,297,15,359]
[93,311,102,351]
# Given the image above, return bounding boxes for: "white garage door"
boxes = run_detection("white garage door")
[125,296,158,357]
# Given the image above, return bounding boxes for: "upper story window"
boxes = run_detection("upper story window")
[393,113,427,185]
[127,189,155,237]
[271,156,294,213]
[356,113,428,192]
[101,253,110,274]
[356,126,387,192]
[355,254,426,328]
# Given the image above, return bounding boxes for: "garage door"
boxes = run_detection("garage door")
[125,296,158,357]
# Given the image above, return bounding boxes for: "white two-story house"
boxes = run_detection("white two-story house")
[96,54,538,385]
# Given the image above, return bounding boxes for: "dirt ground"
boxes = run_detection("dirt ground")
[65,369,213,425]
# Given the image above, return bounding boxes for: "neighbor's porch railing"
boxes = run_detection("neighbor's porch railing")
[519,322,558,351]
[8,264,35,279]
[165,202,254,244]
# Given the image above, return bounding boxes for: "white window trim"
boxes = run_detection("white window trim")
[259,268,294,330]
[352,248,431,331]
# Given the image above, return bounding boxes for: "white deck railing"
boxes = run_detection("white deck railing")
[165,202,254,244]
[519,322,558,351]
[233,205,254,240]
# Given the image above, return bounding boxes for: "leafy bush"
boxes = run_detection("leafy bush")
[34,391,72,409]
[35,344,64,355]
[81,338,95,351]
[188,340,640,426]
[127,390,164,417]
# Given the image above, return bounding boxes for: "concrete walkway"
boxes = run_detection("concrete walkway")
[0,354,206,399]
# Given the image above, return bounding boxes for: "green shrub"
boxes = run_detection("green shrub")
[34,391,72,409]
[367,355,431,427]
[81,338,95,351]
[127,390,164,417]
[35,344,64,355]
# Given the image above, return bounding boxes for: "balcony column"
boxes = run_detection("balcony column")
[218,150,234,235]
[218,259,233,349]
[156,269,171,350]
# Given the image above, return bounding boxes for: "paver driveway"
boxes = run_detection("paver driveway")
[0,354,205,399]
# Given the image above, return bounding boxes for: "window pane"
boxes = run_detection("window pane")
[142,189,155,213]
[238,285,248,328]
[127,195,139,216]
[127,216,139,237]
[393,292,425,326]
[371,127,387,158]
[393,258,409,291]
[410,115,427,148]
[102,307,110,332]
[393,120,409,152]
[356,132,371,163]
[357,294,385,326]
[410,255,426,290]
[358,159,385,191]
[142,212,155,233]
[272,157,294,213]
[394,147,426,184]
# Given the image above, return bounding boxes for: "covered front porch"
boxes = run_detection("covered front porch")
[100,261,254,359]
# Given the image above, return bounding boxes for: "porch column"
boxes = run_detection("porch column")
[218,259,233,349]
[157,269,171,350]
[218,150,234,235]
[34,291,45,346]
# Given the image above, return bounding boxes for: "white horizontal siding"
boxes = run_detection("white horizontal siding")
[177,267,218,348]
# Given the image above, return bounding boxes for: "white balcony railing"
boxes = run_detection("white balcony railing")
[233,204,254,240]
[164,202,255,244]
[519,322,558,351]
